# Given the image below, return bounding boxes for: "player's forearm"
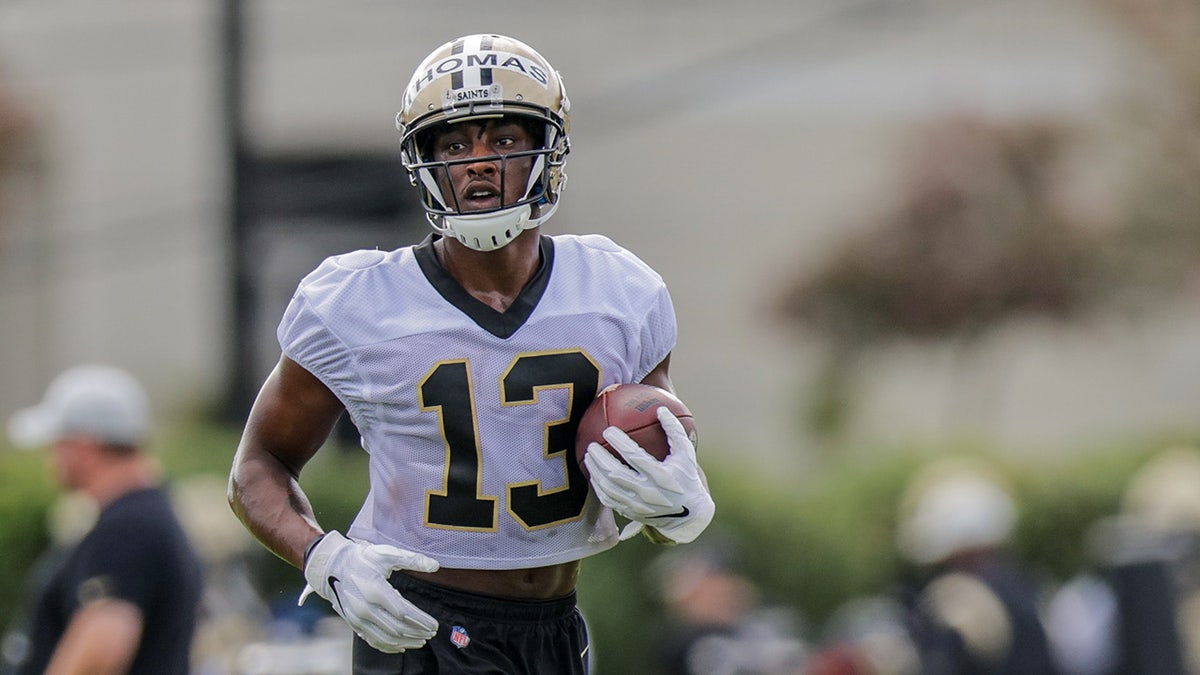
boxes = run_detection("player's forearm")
[45,600,141,675]
[228,448,322,568]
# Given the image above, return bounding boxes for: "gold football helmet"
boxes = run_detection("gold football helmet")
[396,35,570,251]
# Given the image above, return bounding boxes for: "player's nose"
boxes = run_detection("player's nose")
[465,163,496,179]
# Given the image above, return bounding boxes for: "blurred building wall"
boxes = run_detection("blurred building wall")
[0,0,1196,464]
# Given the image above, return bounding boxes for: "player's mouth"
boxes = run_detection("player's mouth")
[459,182,503,210]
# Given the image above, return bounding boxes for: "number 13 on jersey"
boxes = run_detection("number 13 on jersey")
[419,350,601,531]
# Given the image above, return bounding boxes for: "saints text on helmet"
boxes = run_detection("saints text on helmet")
[442,84,504,109]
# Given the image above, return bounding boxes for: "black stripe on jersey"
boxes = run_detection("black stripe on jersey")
[414,234,555,339]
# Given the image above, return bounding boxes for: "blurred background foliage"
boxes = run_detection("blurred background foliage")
[0,423,1184,672]
[775,0,1200,445]
[2,0,1200,672]
[778,107,1200,441]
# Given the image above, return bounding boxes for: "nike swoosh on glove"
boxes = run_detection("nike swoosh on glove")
[583,406,715,544]
[299,530,440,653]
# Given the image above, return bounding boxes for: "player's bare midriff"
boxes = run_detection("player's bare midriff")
[404,560,581,599]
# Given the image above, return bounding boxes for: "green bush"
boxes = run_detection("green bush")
[0,452,54,626]
[0,421,1188,674]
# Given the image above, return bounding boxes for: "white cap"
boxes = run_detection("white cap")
[7,365,150,449]
[897,459,1017,566]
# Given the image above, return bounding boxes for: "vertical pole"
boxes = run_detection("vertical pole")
[221,0,255,420]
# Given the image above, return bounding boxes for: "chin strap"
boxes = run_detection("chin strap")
[436,204,534,252]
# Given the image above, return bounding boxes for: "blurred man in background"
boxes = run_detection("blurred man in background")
[1045,445,1199,675]
[895,457,1059,675]
[652,535,807,675]
[4,364,203,674]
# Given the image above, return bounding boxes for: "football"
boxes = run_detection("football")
[575,383,697,477]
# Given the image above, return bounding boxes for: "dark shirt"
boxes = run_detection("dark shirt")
[907,556,1060,675]
[16,487,203,675]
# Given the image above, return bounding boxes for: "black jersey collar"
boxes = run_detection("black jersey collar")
[414,234,554,339]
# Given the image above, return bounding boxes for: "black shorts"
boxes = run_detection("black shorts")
[351,572,591,675]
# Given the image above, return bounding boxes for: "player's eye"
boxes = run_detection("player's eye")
[440,140,468,157]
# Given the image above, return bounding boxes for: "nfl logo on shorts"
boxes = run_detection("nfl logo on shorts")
[450,625,471,649]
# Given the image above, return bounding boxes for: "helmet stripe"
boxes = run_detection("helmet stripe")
[477,35,495,86]
[446,36,495,90]
[450,38,465,89]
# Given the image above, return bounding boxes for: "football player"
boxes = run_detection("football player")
[228,34,714,673]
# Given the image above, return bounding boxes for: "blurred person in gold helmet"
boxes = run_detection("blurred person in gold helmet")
[895,457,1059,675]
[1045,445,1199,675]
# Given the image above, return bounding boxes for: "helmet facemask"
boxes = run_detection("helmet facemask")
[401,113,568,251]
[396,35,571,252]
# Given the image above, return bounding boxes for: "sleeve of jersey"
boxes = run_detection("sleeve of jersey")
[276,261,363,408]
[636,281,678,381]
[73,520,157,610]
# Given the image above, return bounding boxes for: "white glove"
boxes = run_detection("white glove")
[583,406,715,544]
[299,530,440,653]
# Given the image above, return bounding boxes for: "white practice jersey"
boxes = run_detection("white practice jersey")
[278,234,677,569]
